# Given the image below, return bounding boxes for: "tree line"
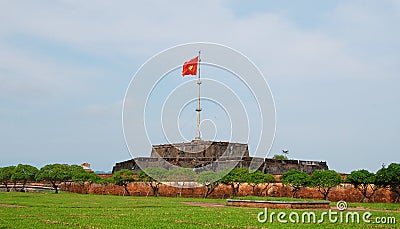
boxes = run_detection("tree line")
[0,163,399,202]
[0,164,101,194]
[280,163,400,202]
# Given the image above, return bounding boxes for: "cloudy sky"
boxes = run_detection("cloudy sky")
[1,1,399,173]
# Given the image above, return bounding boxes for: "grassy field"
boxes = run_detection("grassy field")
[0,192,398,228]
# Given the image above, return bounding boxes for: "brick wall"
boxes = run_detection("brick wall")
[68,182,395,203]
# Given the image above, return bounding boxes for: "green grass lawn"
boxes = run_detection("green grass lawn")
[0,192,398,228]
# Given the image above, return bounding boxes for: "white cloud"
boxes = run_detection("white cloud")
[2,0,396,83]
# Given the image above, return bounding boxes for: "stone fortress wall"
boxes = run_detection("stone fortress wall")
[112,140,328,174]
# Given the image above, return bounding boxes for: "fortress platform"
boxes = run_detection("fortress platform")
[112,140,328,174]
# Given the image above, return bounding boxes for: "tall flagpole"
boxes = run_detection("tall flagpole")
[195,51,202,140]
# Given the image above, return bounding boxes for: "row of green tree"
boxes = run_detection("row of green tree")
[0,164,275,197]
[0,163,274,197]
[136,167,275,198]
[0,163,399,202]
[0,164,101,194]
[280,163,400,202]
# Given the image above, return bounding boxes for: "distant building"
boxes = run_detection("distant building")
[81,162,93,172]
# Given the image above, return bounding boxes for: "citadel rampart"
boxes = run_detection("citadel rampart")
[112,140,328,174]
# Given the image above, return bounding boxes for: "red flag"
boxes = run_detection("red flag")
[182,56,198,76]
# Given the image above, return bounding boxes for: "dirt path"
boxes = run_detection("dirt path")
[181,202,226,208]
[182,202,400,213]
[0,204,26,208]
[331,206,400,213]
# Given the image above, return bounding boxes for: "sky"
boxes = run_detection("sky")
[0,0,399,173]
